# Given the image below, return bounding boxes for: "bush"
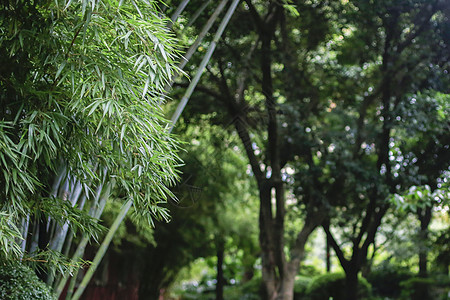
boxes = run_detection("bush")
[294,276,312,300]
[306,272,371,300]
[223,276,262,300]
[400,276,450,300]
[367,264,413,298]
[237,276,263,299]
[0,263,54,300]
[178,277,262,300]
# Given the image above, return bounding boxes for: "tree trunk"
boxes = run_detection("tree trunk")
[216,239,225,300]
[418,206,432,278]
[324,223,331,273]
[275,271,295,300]
[416,206,432,300]
[259,183,278,300]
[345,267,359,300]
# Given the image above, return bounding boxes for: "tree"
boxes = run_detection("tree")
[169,0,449,299]
[170,1,341,299]
[307,1,450,299]
[134,121,259,299]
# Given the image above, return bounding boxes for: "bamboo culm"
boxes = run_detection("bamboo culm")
[169,0,241,132]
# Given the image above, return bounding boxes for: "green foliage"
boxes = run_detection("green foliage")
[237,276,263,299]
[367,263,413,298]
[0,263,54,300]
[293,276,312,299]
[391,185,435,213]
[305,272,371,300]
[175,275,262,300]
[399,276,450,300]
[33,196,105,239]
[21,249,88,279]
[132,120,259,298]
[434,227,450,272]
[0,212,23,259]
[0,0,181,262]
[391,175,450,214]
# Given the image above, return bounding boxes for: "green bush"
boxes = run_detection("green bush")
[400,276,450,300]
[221,276,262,300]
[236,276,263,299]
[0,263,54,300]
[294,276,312,300]
[179,277,262,300]
[306,272,371,300]
[367,264,413,298]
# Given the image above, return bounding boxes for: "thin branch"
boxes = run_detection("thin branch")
[361,205,389,257]
[354,195,377,248]
[290,211,323,263]
[323,225,350,272]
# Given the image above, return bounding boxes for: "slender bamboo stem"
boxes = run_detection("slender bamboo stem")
[186,0,212,27]
[71,199,132,300]
[28,218,39,253]
[54,182,110,298]
[62,2,241,297]
[168,0,190,29]
[65,268,79,300]
[169,0,240,133]
[166,0,228,91]
[19,216,29,254]
[47,178,84,286]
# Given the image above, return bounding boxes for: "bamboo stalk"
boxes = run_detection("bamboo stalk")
[47,178,84,286]
[60,193,87,258]
[168,0,191,29]
[19,215,29,254]
[54,181,109,298]
[28,218,39,254]
[49,179,82,253]
[71,199,132,300]
[64,267,79,300]
[169,0,240,133]
[186,0,212,27]
[166,0,228,91]
[62,2,241,297]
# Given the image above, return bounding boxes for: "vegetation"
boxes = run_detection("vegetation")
[0,0,449,300]
[1,0,181,298]
[0,263,54,300]
[305,273,371,300]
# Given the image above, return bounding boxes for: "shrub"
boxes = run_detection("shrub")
[179,277,262,300]
[294,276,312,300]
[0,263,54,300]
[367,264,413,298]
[400,276,450,300]
[306,272,371,300]
[222,276,262,300]
[237,276,263,299]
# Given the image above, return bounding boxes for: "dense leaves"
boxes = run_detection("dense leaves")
[0,0,181,267]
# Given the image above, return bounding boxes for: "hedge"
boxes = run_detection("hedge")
[0,263,54,300]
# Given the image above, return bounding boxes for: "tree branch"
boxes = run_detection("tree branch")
[323,224,350,272]
[396,0,441,54]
